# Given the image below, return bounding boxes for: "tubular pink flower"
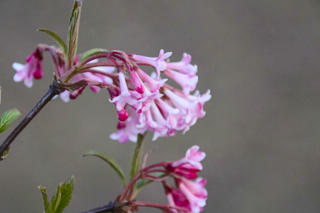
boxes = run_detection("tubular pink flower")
[132,49,172,77]
[164,184,191,213]
[163,88,211,133]
[177,178,207,213]
[167,145,206,179]
[164,69,198,94]
[166,53,198,76]
[12,49,44,88]
[136,68,167,92]
[110,72,140,111]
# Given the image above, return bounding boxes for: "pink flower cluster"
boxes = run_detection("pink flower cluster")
[12,48,211,143]
[109,50,211,143]
[118,145,207,213]
[164,145,207,213]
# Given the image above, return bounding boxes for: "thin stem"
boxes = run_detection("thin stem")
[80,61,116,70]
[79,69,118,79]
[141,162,170,172]
[0,81,63,160]
[133,201,190,213]
[79,53,111,66]
[119,172,142,202]
[130,133,145,180]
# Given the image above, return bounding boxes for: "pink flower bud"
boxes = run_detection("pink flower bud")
[118,109,129,121]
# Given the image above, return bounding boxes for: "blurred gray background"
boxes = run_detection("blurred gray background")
[1,0,320,212]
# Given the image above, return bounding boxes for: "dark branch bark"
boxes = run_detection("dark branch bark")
[81,202,115,213]
[0,81,63,160]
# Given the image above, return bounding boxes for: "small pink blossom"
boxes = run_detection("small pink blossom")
[177,178,207,213]
[166,53,198,76]
[167,145,206,179]
[12,49,43,88]
[165,184,191,213]
[110,72,141,111]
[132,49,172,77]
[164,69,198,94]
[162,146,207,213]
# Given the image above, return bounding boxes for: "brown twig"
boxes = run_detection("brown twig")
[0,80,64,160]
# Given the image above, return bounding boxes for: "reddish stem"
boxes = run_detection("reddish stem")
[133,201,190,213]
[80,61,116,70]
[79,69,118,79]
[119,173,142,202]
[79,52,112,66]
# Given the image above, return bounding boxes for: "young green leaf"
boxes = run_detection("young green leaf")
[54,176,74,213]
[79,48,108,61]
[38,185,52,213]
[0,109,21,133]
[67,0,82,68]
[51,186,62,213]
[83,151,126,187]
[38,29,67,56]
[130,134,145,180]
[38,176,74,213]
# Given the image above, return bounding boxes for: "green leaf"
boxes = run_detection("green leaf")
[39,176,74,213]
[38,185,52,213]
[80,48,108,61]
[130,134,145,180]
[51,186,62,213]
[0,109,21,133]
[83,151,126,187]
[67,0,82,67]
[38,29,67,56]
[54,176,74,213]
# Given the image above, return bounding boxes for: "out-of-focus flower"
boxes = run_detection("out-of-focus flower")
[163,146,207,213]
[164,184,191,213]
[116,145,207,213]
[176,178,207,213]
[12,49,44,88]
[169,145,206,178]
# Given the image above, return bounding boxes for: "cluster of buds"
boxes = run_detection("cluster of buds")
[13,46,211,143]
[116,146,207,213]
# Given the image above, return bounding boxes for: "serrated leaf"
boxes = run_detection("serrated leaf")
[83,151,126,187]
[38,29,67,56]
[80,48,108,61]
[0,109,20,133]
[38,185,52,213]
[54,176,74,213]
[39,176,74,213]
[67,0,82,67]
[51,186,62,213]
[130,134,145,180]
